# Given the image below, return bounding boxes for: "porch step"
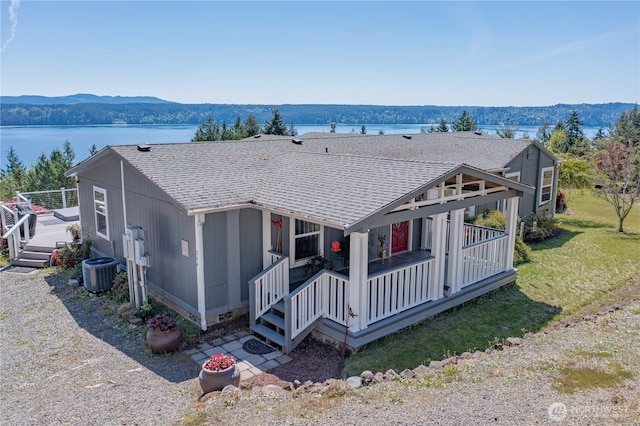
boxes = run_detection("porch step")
[271,300,285,315]
[260,312,285,331]
[10,257,50,268]
[19,250,51,261]
[250,324,285,348]
[10,247,53,268]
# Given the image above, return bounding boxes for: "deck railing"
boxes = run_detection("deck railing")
[1,214,32,260]
[366,256,435,325]
[249,256,289,325]
[284,270,349,341]
[15,188,78,211]
[461,235,509,287]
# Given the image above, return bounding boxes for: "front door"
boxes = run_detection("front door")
[391,221,409,254]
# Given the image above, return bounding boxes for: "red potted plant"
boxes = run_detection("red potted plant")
[146,314,181,354]
[199,353,241,393]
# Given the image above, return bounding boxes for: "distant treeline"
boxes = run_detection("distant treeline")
[0,102,635,127]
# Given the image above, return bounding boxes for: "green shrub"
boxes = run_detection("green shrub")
[135,299,164,321]
[513,237,532,265]
[522,212,557,242]
[474,210,506,230]
[109,272,130,304]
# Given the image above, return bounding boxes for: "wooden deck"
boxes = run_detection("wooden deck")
[26,213,76,249]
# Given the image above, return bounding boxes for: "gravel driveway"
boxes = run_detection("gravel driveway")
[0,270,200,425]
[2,269,639,425]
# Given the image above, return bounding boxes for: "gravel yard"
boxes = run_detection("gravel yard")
[1,269,639,425]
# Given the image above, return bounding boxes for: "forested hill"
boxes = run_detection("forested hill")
[0,99,635,127]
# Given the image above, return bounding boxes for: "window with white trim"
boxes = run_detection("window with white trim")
[93,186,109,240]
[292,219,322,265]
[539,167,554,206]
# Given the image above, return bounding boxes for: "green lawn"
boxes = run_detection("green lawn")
[343,189,640,376]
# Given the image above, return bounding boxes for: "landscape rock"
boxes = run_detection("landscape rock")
[373,372,385,384]
[383,369,398,381]
[506,337,523,347]
[443,356,458,365]
[460,352,471,359]
[400,368,415,379]
[261,384,286,395]
[429,360,444,370]
[346,376,362,389]
[221,384,240,394]
[360,370,374,385]
[413,364,430,377]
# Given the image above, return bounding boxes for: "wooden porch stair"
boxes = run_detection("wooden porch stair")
[250,300,286,350]
[10,244,54,268]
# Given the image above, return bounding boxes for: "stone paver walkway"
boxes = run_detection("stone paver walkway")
[184,331,292,381]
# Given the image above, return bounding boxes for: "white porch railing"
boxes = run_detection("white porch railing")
[269,250,283,265]
[461,235,509,287]
[366,257,435,325]
[249,256,289,324]
[285,270,349,340]
[463,223,504,246]
[423,219,505,251]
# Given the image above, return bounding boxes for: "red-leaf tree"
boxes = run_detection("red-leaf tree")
[595,141,640,232]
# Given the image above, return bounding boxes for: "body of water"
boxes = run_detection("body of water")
[1,123,600,168]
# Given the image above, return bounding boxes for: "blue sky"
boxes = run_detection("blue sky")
[1,1,638,106]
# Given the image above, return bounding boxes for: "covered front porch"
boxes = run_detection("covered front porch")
[249,168,528,354]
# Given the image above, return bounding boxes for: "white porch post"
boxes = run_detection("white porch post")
[430,213,447,300]
[447,208,465,294]
[262,210,272,269]
[505,196,520,269]
[195,214,207,331]
[348,231,368,332]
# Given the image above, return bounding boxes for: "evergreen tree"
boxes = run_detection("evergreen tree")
[262,109,289,135]
[536,120,551,145]
[89,144,99,156]
[437,118,449,132]
[495,116,518,138]
[565,110,586,153]
[0,146,27,199]
[192,116,221,141]
[289,121,298,137]
[244,115,261,137]
[452,111,478,132]
[612,105,640,147]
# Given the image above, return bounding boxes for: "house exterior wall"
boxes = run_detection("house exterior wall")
[505,145,557,218]
[76,153,199,311]
[474,144,558,219]
[239,208,263,303]
[203,212,228,312]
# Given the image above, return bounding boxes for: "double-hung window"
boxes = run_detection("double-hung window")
[93,186,109,240]
[292,219,322,265]
[539,167,554,206]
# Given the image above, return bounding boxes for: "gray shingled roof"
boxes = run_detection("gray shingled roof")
[80,132,531,229]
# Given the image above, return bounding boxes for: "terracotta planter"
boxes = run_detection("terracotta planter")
[146,327,181,353]
[199,364,241,393]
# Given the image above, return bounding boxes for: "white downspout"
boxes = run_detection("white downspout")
[195,214,207,331]
[121,161,137,308]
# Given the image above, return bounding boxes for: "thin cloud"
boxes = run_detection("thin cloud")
[499,29,632,69]
[1,0,21,53]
